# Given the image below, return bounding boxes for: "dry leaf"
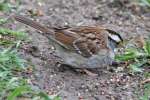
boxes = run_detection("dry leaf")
[134,34,145,48]
[141,78,150,84]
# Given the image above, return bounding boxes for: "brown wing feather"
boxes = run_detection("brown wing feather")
[13,15,110,58]
[67,26,110,57]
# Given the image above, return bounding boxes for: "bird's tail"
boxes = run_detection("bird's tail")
[13,15,54,35]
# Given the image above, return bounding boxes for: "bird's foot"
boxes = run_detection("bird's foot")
[82,69,98,77]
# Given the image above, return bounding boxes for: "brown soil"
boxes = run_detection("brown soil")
[2,0,150,100]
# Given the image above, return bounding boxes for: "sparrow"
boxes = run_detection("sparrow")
[12,15,123,76]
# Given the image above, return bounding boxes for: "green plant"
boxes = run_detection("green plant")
[0,18,8,24]
[0,26,60,99]
[0,28,27,40]
[0,0,21,12]
[7,85,32,100]
[115,39,150,100]
[115,40,150,73]
[0,2,10,12]
[0,28,28,46]
[0,45,27,99]
[139,0,150,7]
[140,83,150,100]
[0,45,61,100]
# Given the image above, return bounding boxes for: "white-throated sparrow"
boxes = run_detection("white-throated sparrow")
[13,15,123,75]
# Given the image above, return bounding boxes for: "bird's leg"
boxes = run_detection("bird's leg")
[57,63,98,76]
[81,69,98,77]
[111,61,126,66]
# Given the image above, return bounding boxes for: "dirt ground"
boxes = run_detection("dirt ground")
[2,0,150,100]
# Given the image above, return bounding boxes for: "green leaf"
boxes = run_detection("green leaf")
[144,40,150,55]
[38,92,52,100]
[0,18,8,24]
[129,64,143,73]
[140,83,150,100]
[0,71,10,78]
[53,96,61,100]
[37,92,61,100]
[0,28,27,40]
[140,0,150,6]
[0,3,10,12]
[115,49,140,61]
[7,86,31,100]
